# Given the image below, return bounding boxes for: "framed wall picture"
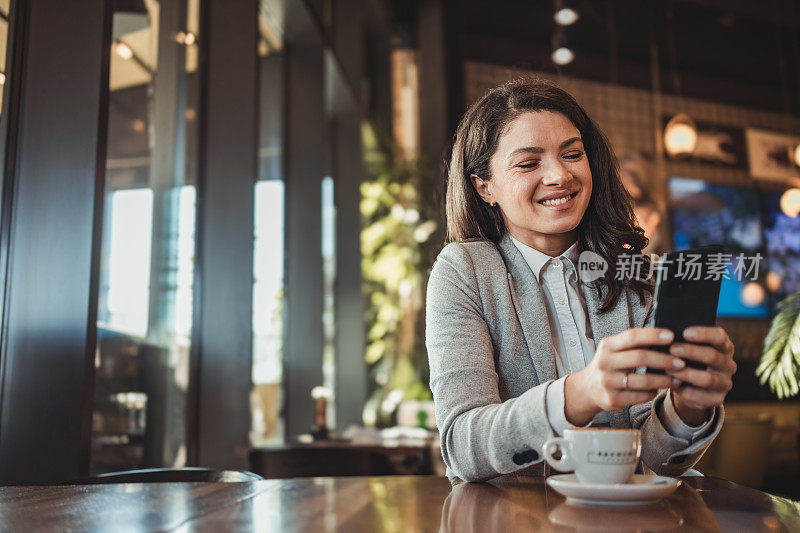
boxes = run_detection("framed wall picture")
[661,116,747,168]
[745,128,800,181]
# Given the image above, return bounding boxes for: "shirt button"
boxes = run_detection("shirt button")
[569,339,577,347]
[558,297,567,306]
[552,259,562,268]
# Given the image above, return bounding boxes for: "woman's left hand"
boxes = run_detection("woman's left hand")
[666,326,737,427]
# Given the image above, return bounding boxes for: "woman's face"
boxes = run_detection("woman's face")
[473,110,593,255]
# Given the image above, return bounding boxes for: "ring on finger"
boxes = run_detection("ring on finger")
[622,372,629,390]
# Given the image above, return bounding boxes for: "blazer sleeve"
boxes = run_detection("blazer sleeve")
[630,392,723,476]
[426,243,554,482]
[629,287,725,475]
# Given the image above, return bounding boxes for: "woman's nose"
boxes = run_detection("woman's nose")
[540,159,573,186]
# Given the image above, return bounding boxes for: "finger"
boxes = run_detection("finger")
[669,343,729,371]
[606,390,659,410]
[602,348,686,372]
[607,371,673,391]
[683,326,733,355]
[671,386,724,409]
[605,328,674,352]
[667,366,731,392]
[618,391,659,404]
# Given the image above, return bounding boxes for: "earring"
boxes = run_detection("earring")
[490,201,496,207]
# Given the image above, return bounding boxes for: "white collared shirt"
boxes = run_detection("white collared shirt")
[510,235,711,441]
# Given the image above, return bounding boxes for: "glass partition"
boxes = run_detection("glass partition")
[92,0,200,473]
[0,0,9,110]
[251,2,285,445]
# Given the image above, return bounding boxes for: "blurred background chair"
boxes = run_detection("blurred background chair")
[77,467,264,484]
[695,411,774,489]
[249,444,432,479]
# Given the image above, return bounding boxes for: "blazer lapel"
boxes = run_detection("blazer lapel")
[582,278,635,428]
[496,235,558,383]
[581,279,631,344]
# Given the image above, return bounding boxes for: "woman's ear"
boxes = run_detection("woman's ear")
[470,174,493,205]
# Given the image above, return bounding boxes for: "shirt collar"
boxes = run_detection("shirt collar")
[510,234,580,282]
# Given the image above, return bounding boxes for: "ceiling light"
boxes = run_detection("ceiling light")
[779,188,800,218]
[115,42,134,60]
[741,282,765,307]
[554,8,579,26]
[551,47,575,66]
[766,271,782,292]
[176,31,197,46]
[664,114,698,156]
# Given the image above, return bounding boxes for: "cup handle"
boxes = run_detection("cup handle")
[543,437,574,472]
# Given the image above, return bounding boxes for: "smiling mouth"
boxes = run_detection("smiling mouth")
[538,191,578,206]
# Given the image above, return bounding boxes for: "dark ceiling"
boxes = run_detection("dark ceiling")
[403,0,800,115]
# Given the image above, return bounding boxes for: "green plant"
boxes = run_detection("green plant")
[360,125,438,426]
[756,291,800,399]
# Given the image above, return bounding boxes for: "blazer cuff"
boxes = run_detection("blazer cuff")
[640,391,724,475]
[545,376,592,436]
[659,389,714,442]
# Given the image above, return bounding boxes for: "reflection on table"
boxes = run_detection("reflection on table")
[1,475,798,531]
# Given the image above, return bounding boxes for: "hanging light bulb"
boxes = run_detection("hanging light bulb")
[175,31,197,46]
[766,271,782,293]
[741,282,766,307]
[664,113,698,156]
[115,41,134,60]
[554,8,579,26]
[779,188,800,218]
[551,47,575,66]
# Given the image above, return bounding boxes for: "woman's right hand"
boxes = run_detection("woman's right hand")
[563,328,685,426]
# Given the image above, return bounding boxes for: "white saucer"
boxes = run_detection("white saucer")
[546,474,681,506]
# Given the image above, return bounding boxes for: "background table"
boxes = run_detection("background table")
[1,475,798,531]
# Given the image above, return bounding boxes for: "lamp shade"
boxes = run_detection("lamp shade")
[551,47,575,66]
[664,114,698,156]
[779,188,800,218]
[554,8,579,26]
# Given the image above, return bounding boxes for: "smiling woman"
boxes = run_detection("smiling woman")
[469,112,591,257]
[427,78,735,483]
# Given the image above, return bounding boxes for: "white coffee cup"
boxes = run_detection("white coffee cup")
[543,428,641,484]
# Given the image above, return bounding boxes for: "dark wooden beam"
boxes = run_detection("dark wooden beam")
[192,0,257,469]
[283,42,326,439]
[0,0,111,483]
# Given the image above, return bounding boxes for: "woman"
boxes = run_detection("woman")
[426,78,735,483]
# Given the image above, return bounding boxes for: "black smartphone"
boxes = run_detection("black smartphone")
[644,245,724,375]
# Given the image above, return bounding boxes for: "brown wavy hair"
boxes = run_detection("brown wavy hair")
[444,77,653,313]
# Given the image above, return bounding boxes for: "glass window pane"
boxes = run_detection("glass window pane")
[92,0,200,474]
[251,4,285,446]
[0,0,9,108]
[101,188,153,337]
[252,180,284,444]
[321,176,336,429]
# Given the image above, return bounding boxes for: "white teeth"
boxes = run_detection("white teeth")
[541,194,572,206]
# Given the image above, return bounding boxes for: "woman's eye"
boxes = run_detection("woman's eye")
[564,152,584,160]
[518,161,539,169]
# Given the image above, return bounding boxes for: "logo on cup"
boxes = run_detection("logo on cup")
[578,251,608,282]
[588,450,637,465]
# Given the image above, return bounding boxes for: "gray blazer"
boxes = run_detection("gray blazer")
[425,233,723,482]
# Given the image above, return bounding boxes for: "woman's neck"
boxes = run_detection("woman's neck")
[509,230,579,258]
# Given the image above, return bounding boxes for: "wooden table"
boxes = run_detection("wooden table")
[1,475,798,531]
